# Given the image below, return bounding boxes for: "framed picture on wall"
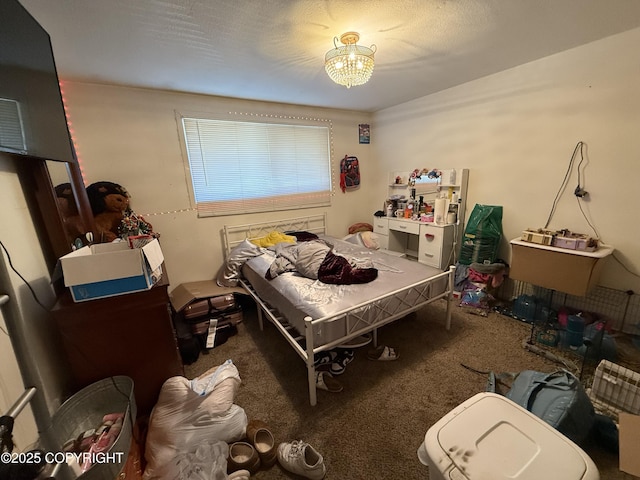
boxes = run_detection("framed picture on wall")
[359,124,370,144]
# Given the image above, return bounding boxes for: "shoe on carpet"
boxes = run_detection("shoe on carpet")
[313,350,337,370]
[329,349,354,375]
[315,371,343,393]
[367,345,399,361]
[227,470,250,480]
[277,440,326,480]
[227,441,261,474]
[246,419,277,468]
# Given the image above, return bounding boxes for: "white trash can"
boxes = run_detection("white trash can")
[418,392,599,480]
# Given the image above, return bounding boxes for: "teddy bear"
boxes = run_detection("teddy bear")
[86,181,156,243]
[86,181,131,243]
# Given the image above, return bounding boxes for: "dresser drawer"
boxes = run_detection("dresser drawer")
[419,224,445,268]
[372,217,389,235]
[388,219,420,235]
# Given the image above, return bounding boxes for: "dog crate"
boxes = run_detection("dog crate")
[587,360,640,420]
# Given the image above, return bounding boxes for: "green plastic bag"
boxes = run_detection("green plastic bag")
[459,204,503,265]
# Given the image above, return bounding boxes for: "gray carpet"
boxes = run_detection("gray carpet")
[184,297,631,479]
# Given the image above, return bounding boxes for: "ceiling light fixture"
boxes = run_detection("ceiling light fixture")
[325,32,376,88]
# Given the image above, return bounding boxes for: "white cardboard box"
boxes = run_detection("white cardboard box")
[59,239,164,302]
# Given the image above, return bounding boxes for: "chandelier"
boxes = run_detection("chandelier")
[325,32,376,88]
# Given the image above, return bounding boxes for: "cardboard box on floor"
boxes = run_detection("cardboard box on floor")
[619,413,640,477]
[170,280,246,313]
[509,239,614,297]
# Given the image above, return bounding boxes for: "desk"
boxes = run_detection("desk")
[373,216,455,269]
[51,275,184,415]
[510,239,614,296]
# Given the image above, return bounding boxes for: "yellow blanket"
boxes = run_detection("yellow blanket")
[250,231,296,248]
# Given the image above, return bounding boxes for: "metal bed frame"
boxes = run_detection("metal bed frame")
[223,214,456,405]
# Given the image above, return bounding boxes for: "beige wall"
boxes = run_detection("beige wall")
[61,84,375,290]
[373,28,640,293]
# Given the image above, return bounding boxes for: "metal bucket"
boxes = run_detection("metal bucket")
[49,376,136,480]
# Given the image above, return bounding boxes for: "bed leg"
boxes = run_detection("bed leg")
[308,364,317,407]
[445,265,456,331]
[372,328,378,347]
[304,316,317,406]
[257,306,264,331]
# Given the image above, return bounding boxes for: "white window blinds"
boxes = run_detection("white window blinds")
[182,116,333,217]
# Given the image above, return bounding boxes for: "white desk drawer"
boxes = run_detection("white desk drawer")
[388,219,420,235]
[372,217,389,235]
[419,224,444,267]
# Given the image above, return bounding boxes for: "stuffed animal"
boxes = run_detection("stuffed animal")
[86,181,156,243]
[86,181,130,242]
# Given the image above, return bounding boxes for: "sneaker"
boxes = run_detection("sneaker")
[277,440,326,480]
[313,350,337,370]
[329,349,354,375]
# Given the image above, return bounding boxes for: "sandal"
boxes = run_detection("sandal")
[367,345,399,361]
[316,371,343,393]
[330,349,354,375]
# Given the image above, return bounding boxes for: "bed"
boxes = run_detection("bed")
[222,214,456,405]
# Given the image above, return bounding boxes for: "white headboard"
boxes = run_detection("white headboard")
[223,213,327,256]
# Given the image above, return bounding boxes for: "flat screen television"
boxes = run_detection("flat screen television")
[0,0,76,163]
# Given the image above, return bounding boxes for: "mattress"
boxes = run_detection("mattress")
[242,237,447,346]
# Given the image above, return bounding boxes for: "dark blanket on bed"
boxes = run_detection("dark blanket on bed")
[265,240,378,284]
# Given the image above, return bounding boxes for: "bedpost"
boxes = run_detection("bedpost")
[304,315,317,406]
[445,265,456,330]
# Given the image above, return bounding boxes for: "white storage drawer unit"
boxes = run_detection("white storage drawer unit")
[372,216,389,250]
[372,216,454,269]
[389,218,420,235]
[419,223,454,268]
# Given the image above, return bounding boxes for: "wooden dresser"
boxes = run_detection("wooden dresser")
[51,275,184,415]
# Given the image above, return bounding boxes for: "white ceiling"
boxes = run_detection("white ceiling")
[20,0,640,112]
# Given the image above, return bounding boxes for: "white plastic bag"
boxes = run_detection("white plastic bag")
[151,441,229,480]
[143,360,248,479]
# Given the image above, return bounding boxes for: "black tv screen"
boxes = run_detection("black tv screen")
[0,0,76,163]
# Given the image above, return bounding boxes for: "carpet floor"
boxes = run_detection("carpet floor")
[183,296,638,479]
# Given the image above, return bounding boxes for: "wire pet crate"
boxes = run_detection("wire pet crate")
[588,360,640,421]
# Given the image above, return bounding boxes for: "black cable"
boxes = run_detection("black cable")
[544,141,583,229]
[0,240,51,312]
[576,197,600,239]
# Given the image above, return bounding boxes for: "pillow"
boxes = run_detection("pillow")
[343,231,379,250]
[348,222,373,234]
[216,239,263,287]
[359,231,380,250]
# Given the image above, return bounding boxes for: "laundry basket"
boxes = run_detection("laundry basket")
[49,376,136,480]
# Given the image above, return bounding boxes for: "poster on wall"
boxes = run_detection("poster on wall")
[359,124,370,144]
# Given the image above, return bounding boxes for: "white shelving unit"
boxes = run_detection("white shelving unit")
[374,169,469,269]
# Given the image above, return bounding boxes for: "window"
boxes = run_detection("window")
[181,115,333,217]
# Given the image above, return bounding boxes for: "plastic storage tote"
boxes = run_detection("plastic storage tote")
[418,392,599,480]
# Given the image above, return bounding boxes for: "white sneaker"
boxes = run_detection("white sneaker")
[277,440,326,480]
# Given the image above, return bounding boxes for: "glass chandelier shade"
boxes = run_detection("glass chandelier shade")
[325,32,376,88]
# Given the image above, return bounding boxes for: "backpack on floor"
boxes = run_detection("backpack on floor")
[340,155,360,192]
[505,369,595,445]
